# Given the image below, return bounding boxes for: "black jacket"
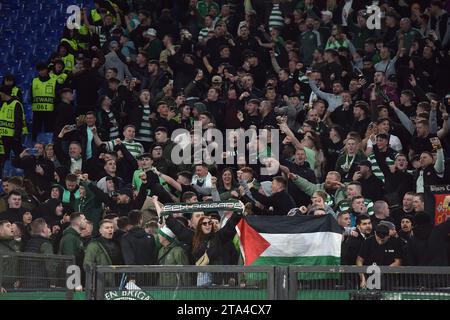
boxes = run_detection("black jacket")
[341,230,368,265]
[0,207,26,223]
[53,101,76,137]
[192,213,242,266]
[12,155,55,193]
[359,174,384,202]
[250,189,296,215]
[54,136,87,173]
[121,227,157,265]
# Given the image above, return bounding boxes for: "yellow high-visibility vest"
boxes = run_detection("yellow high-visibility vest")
[0,99,28,136]
[90,9,102,24]
[11,86,19,97]
[77,24,91,50]
[60,37,78,52]
[61,53,75,72]
[32,77,57,112]
[0,137,4,155]
[50,72,68,85]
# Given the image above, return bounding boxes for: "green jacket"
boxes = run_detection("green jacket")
[157,242,191,287]
[83,239,115,287]
[83,239,112,269]
[59,227,84,267]
[73,181,103,235]
[0,238,20,288]
[0,238,20,254]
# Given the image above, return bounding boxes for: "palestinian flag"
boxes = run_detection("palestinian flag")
[236,215,342,266]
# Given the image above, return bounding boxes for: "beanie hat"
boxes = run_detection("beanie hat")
[158,225,176,242]
[193,102,207,113]
[260,181,273,196]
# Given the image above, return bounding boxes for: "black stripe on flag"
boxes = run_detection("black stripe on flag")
[244,215,343,234]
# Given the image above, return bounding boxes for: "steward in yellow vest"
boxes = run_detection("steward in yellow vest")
[0,85,26,160]
[31,63,58,140]
[50,60,69,85]
[31,64,57,112]
[1,74,23,102]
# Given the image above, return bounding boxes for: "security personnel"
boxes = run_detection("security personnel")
[50,59,68,85]
[76,23,92,52]
[56,43,75,74]
[1,74,23,102]
[31,63,57,140]
[0,85,27,172]
[60,32,78,55]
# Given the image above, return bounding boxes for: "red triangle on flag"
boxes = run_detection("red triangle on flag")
[236,219,270,265]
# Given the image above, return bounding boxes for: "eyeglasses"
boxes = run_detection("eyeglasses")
[202,221,213,226]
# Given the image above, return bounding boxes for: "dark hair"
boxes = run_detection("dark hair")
[0,220,10,228]
[199,111,212,120]
[377,133,390,141]
[70,212,84,224]
[431,0,443,9]
[8,190,21,199]
[104,213,119,220]
[351,195,365,204]
[117,216,130,229]
[65,173,78,183]
[376,117,390,125]
[181,191,197,202]
[273,176,287,189]
[192,216,213,254]
[356,214,371,225]
[128,210,143,226]
[177,171,193,181]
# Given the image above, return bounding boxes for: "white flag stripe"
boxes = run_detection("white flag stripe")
[259,232,342,258]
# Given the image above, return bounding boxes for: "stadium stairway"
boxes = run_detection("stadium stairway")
[0,0,90,176]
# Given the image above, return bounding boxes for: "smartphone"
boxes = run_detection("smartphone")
[28,148,38,156]
[131,77,137,82]
[67,124,77,131]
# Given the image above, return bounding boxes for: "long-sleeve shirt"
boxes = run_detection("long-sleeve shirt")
[308,79,343,112]
[416,148,445,193]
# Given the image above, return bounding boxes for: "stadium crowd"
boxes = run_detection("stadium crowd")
[1,0,450,289]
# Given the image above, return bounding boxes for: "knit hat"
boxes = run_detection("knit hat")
[401,214,416,225]
[193,102,207,113]
[260,181,273,196]
[158,225,176,242]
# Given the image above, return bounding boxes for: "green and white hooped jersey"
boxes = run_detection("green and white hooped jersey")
[336,198,374,215]
[367,152,396,183]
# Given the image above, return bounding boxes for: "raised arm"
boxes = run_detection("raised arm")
[389,101,415,135]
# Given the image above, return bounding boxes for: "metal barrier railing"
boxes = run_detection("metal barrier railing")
[0,252,75,300]
[93,265,276,300]
[288,266,450,300]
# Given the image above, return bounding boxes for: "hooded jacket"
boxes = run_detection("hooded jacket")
[120,226,157,265]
